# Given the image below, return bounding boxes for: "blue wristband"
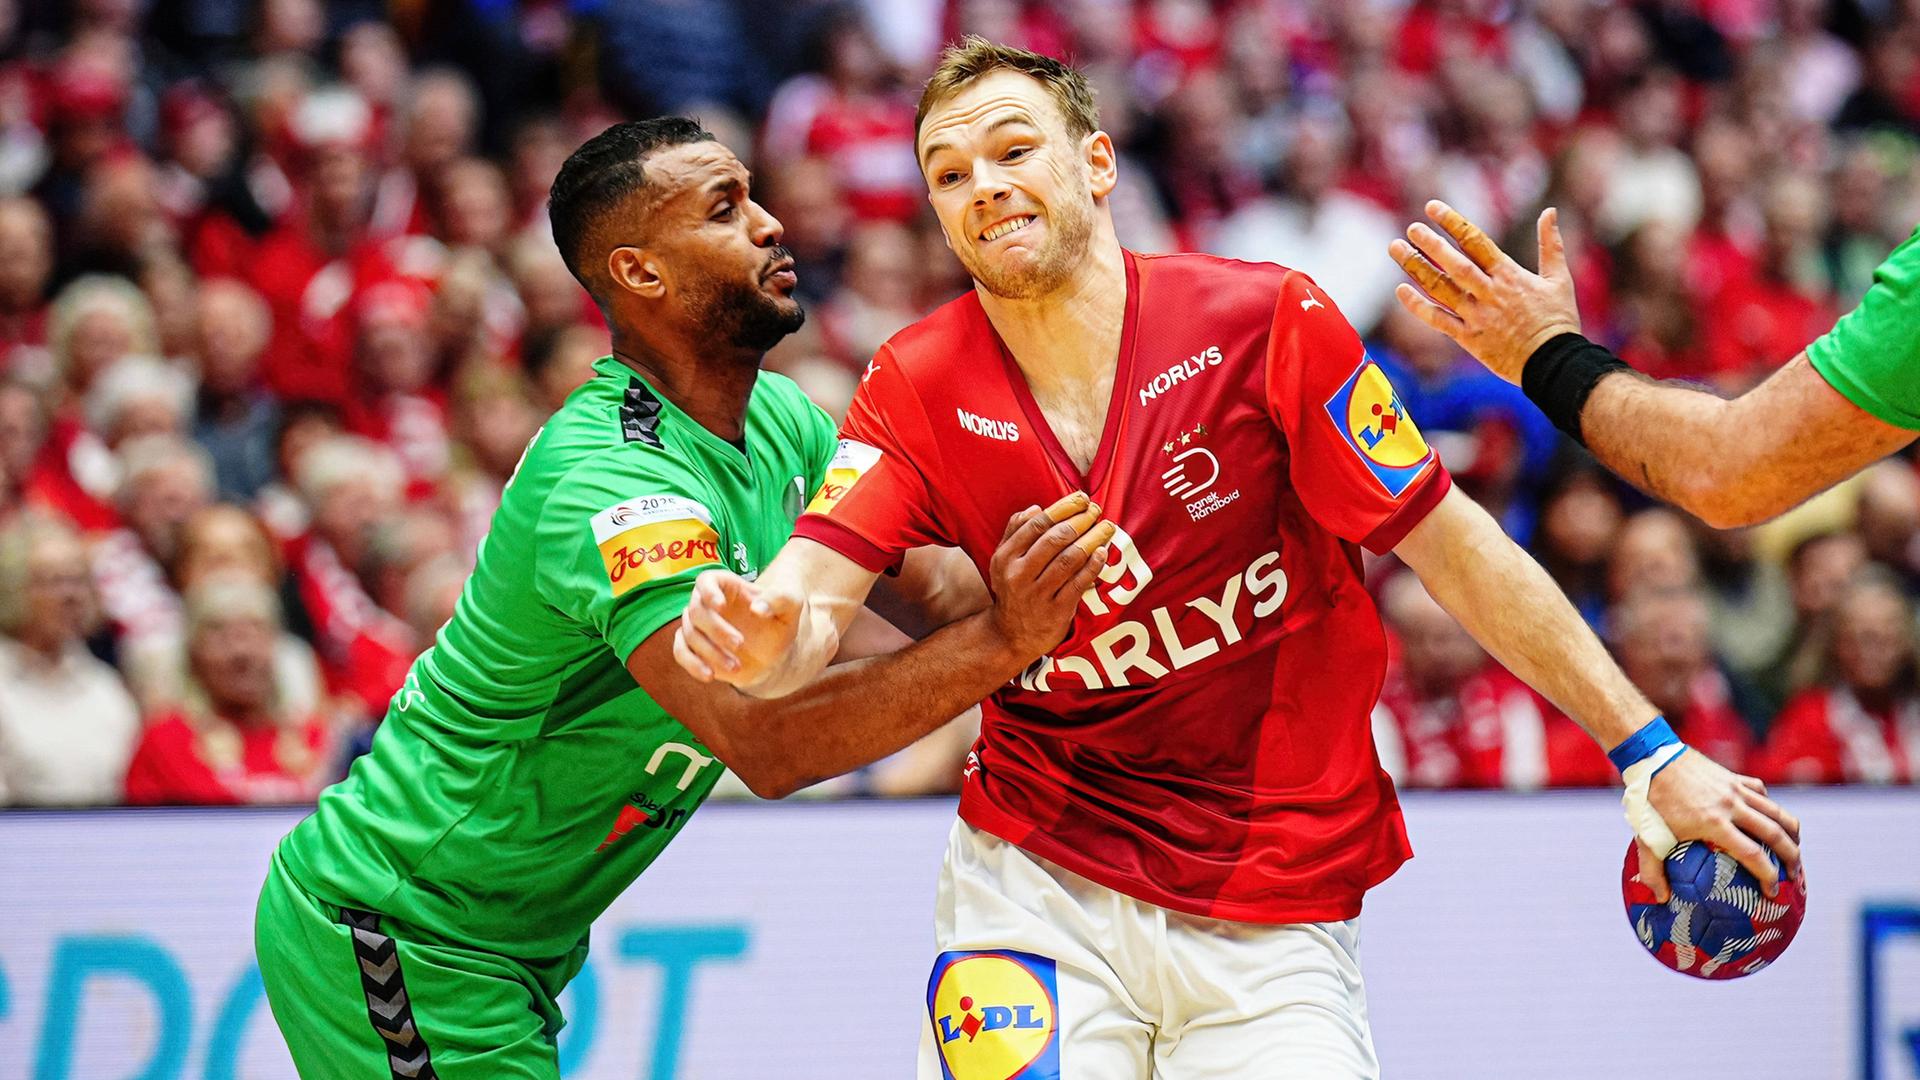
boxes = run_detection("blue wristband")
[1607,716,1679,773]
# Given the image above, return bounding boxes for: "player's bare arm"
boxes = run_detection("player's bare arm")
[677,491,1108,696]
[1393,485,1802,897]
[1390,200,1916,527]
[636,500,1110,797]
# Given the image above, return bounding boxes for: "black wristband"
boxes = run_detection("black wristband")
[1520,332,1631,447]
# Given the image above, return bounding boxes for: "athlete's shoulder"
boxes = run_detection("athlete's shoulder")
[876,289,997,376]
[1135,249,1300,299]
[528,376,704,514]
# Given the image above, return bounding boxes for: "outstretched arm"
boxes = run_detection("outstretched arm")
[1576,354,1912,527]
[1389,201,1915,528]
[634,502,1112,798]
[1394,485,1802,895]
[677,492,1102,697]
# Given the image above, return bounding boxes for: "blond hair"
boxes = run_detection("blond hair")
[915,36,1099,145]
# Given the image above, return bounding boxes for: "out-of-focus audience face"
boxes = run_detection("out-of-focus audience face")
[1539,471,1624,573]
[1614,588,1714,718]
[1790,531,1869,623]
[1829,578,1916,697]
[196,280,270,395]
[186,582,280,718]
[1856,461,1920,572]
[0,198,51,312]
[1381,574,1485,698]
[301,436,401,569]
[119,436,212,562]
[174,505,277,589]
[0,2,1917,800]
[1609,509,1702,602]
[3,517,96,652]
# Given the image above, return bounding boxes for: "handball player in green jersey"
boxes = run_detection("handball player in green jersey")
[1390,200,1919,527]
[253,117,1113,1079]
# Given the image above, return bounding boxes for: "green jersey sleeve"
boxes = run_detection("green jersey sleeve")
[1807,226,1920,430]
[533,456,723,662]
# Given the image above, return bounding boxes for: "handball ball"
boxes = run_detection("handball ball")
[1621,839,1805,979]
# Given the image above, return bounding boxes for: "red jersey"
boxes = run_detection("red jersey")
[123,711,329,806]
[1373,662,1580,790]
[1755,687,1920,785]
[793,251,1452,922]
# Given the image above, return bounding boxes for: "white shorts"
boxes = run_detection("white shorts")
[917,821,1379,1080]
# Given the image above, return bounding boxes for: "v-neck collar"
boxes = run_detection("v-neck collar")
[594,354,754,475]
[991,250,1142,493]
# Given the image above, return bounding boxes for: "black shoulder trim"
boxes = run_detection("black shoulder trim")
[621,378,665,447]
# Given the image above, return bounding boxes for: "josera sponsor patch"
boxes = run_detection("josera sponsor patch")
[806,439,883,515]
[926,949,1060,1080]
[590,494,722,596]
[1323,356,1434,497]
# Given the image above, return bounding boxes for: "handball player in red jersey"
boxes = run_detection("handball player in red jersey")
[674,38,1803,1078]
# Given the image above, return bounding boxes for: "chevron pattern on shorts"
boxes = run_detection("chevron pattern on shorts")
[340,908,438,1080]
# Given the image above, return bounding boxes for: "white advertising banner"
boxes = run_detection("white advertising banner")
[1,790,1916,1079]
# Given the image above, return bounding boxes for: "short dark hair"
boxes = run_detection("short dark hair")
[547,117,715,290]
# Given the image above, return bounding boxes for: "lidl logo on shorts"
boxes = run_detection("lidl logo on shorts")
[926,949,1060,1080]
[806,439,883,515]
[591,494,721,596]
[1323,356,1433,497]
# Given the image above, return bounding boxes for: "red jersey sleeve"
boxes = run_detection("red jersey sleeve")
[790,346,950,573]
[1263,270,1451,553]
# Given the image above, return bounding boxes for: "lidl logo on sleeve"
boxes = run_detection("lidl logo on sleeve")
[1323,357,1434,497]
[590,494,721,596]
[926,949,1060,1080]
[806,439,883,515]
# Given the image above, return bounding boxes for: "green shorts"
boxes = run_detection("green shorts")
[254,852,584,1080]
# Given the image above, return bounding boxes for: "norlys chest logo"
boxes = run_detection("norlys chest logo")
[1139,345,1224,405]
[956,407,1020,442]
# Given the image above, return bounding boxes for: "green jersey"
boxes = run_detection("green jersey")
[1808,224,1920,430]
[278,355,837,960]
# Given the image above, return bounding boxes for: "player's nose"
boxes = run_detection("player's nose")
[748,200,784,247]
[970,164,1013,207]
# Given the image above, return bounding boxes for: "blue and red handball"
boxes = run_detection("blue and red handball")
[1621,839,1806,979]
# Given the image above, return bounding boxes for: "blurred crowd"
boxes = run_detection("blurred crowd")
[0,0,1917,807]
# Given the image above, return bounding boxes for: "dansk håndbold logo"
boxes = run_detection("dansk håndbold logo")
[927,950,1060,1080]
[1324,357,1433,497]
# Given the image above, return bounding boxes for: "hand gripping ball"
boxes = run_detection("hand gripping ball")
[1622,839,1805,979]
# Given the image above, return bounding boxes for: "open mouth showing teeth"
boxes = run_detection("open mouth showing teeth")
[980,215,1036,242]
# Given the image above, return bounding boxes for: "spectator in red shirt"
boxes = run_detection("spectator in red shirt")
[1612,585,1757,772]
[156,83,277,280]
[1759,529,1870,713]
[250,88,405,405]
[344,278,451,496]
[762,9,920,224]
[1703,171,1838,390]
[1757,571,1920,785]
[284,434,414,722]
[1685,117,1761,309]
[123,575,330,805]
[36,274,160,531]
[1373,572,1586,789]
[367,69,480,240]
[1608,220,1702,382]
[90,434,214,656]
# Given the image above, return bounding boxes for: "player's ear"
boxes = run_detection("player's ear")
[608,246,666,301]
[1085,130,1117,200]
